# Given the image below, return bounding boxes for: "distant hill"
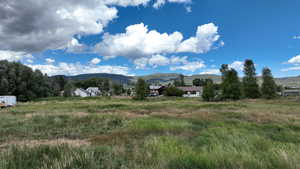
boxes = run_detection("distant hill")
[52,73,300,87]
[53,73,134,84]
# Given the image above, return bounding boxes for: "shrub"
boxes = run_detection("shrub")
[164,86,184,97]
[202,79,216,101]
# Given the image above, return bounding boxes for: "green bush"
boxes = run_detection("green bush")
[163,86,184,97]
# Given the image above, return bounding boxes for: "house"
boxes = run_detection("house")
[74,88,89,97]
[149,85,165,96]
[177,86,203,97]
[86,87,101,96]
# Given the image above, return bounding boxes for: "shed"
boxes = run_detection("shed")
[0,96,17,107]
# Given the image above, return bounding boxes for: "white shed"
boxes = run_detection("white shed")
[74,88,89,97]
[0,96,17,107]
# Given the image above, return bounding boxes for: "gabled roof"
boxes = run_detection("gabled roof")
[75,88,89,94]
[149,85,164,90]
[87,87,100,91]
[177,86,202,92]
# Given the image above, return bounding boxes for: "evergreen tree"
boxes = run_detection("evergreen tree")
[112,83,123,95]
[103,79,110,94]
[163,86,184,97]
[242,59,260,98]
[193,78,206,86]
[202,79,216,101]
[261,67,277,99]
[134,78,148,100]
[174,75,185,86]
[220,65,241,100]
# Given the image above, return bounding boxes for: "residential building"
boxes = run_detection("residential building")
[177,86,203,97]
[149,85,166,96]
[86,87,101,96]
[74,88,89,97]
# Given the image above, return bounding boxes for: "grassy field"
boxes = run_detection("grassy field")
[0,96,300,169]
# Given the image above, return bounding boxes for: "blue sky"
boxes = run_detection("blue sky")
[1,0,300,77]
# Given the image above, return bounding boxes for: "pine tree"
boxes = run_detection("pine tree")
[261,67,277,99]
[193,78,206,86]
[202,79,216,101]
[242,59,260,98]
[134,78,147,100]
[174,74,185,87]
[220,65,241,100]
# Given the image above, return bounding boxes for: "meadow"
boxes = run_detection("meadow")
[0,96,299,169]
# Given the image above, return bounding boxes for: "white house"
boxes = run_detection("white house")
[74,88,89,97]
[177,86,203,97]
[86,87,101,96]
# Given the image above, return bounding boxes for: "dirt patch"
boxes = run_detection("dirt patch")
[25,111,89,118]
[0,138,90,149]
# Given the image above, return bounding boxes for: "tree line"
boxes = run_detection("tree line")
[134,59,278,101]
[202,59,278,101]
[0,60,125,100]
[0,59,279,101]
[63,78,125,97]
[0,60,57,101]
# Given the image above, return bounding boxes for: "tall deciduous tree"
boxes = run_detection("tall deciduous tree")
[0,60,55,101]
[242,59,260,98]
[261,67,277,99]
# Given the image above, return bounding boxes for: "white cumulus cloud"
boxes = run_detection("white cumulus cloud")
[95,23,222,60]
[148,54,170,68]
[229,61,244,71]
[96,23,184,59]
[90,58,101,65]
[281,54,300,72]
[27,62,131,76]
[0,0,190,54]
[153,0,192,8]
[200,69,220,75]
[177,23,220,53]
[133,55,189,69]
[0,50,33,62]
[287,55,300,64]
[45,58,55,64]
[170,61,206,72]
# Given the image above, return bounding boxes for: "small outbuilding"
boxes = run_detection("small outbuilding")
[0,96,17,107]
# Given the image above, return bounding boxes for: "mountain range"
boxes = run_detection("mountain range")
[58,73,300,87]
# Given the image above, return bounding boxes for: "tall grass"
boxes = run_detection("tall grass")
[0,97,300,169]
